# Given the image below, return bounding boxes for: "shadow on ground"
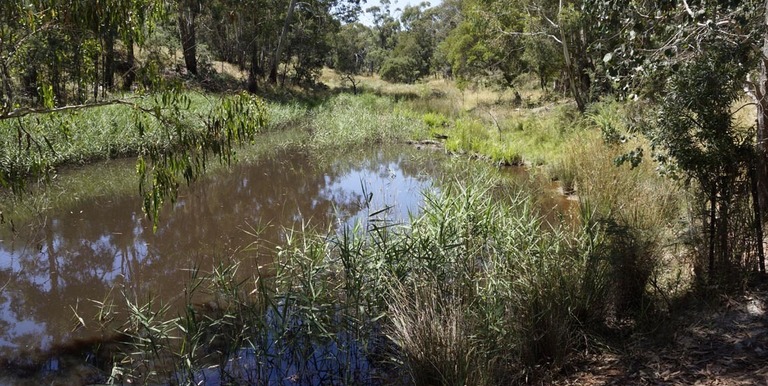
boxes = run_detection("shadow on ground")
[558,288,768,385]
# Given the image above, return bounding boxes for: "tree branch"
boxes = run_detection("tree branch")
[495,28,561,44]
[0,97,150,120]
[682,0,696,19]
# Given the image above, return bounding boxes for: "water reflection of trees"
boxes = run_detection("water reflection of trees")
[0,146,447,365]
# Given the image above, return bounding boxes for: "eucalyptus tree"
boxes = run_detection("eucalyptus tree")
[269,0,299,83]
[428,0,462,78]
[365,2,401,74]
[367,1,400,51]
[441,0,622,108]
[177,0,202,76]
[265,0,359,84]
[0,0,268,226]
[333,22,373,92]
[596,0,766,279]
[441,0,526,88]
[375,2,463,84]
[379,3,439,83]
[1,0,167,106]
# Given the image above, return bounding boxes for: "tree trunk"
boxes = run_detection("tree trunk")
[51,42,63,104]
[757,0,768,220]
[104,28,116,93]
[719,179,730,274]
[123,37,136,91]
[74,37,83,102]
[270,0,298,84]
[750,164,766,273]
[178,1,198,76]
[749,0,768,273]
[2,62,16,111]
[93,43,99,101]
[558,0,586,112]
[709,186,717,277]
[248,44,261,93]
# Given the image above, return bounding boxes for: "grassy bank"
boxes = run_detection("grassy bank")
[0,91,428,184]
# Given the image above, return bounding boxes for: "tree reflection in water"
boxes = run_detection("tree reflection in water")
[0,146,447,373]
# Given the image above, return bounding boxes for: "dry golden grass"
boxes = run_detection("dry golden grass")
[733,97,757,129]
[210,60,248,80]
[318,68,563,116]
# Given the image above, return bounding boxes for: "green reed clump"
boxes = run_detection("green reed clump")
[101,168,612,385]
[309,93,428,149]
[380,181,609,384]
[564,127,685,317]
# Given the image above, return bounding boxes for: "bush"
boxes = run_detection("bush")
[380,56,420,84]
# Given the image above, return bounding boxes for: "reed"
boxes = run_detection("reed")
[98,169,612,384]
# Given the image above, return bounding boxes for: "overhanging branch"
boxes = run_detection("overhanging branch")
[0,97,150,120]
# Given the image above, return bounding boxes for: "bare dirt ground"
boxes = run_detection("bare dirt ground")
[557,286,768,385]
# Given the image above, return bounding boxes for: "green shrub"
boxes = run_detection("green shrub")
[380,56,420,84]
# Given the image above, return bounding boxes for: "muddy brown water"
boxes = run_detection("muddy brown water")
[0,145,574,383]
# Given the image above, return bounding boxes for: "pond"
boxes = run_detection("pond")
[0,144,573,383]
[0,146,450,378]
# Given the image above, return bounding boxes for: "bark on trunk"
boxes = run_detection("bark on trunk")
[104,29,116,92]
[558,0,586,112]
[248,45,262,93]
[2,62,16,111]
[74,38,83,102]
[750,164,766,272]
[123,37,136,91]
[758,2,768,216]
[270,0,298,84]
[752,0,768,260]
[709,186,717,277]
[178,2,198,76]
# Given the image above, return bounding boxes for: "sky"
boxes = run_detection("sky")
[357,0,442,26]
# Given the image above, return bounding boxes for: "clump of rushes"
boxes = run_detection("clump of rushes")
[309,93,428,149]
[102,170,611,385]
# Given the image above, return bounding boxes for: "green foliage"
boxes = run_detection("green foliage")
[379,55,421,84]
[0,91,268,227]
[332,23,374,78]
[652,45,750,183]
[137,92,267,227]
[375,2,451,84]
[649,41,758,282]
[441,0,525,87]
[0,0,166,109]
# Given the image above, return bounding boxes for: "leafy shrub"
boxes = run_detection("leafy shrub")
[380,56,420,84]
